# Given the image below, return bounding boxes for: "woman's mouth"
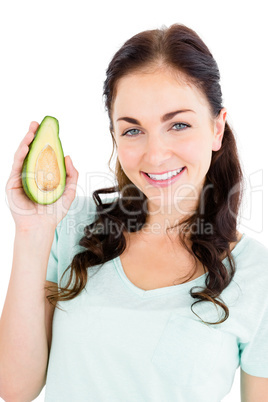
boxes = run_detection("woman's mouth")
[141,166,186,187]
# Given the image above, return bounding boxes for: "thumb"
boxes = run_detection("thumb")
[65,155,73,170]
[65,155,78,180]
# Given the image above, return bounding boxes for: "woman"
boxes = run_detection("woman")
[2,23,268,401]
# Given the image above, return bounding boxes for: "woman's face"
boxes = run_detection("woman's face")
[111,68,226,215]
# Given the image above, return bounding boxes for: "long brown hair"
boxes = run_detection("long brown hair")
[46,23,245,325]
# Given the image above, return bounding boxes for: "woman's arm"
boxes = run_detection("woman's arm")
[241,368,268,402]
[0,227,56,401]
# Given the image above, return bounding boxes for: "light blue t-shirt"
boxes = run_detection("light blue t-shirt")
[45,196,268,402]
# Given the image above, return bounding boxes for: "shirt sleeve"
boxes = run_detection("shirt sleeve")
[239,295,268,377]
[46,226,59,284]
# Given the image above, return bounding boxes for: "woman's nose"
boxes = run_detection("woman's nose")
[143,135,172,165]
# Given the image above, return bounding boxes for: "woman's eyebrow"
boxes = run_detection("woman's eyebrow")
[116,109,195,125]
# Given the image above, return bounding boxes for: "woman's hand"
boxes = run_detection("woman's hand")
[5,121,79,232]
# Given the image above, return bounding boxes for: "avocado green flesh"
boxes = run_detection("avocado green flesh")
[21,116,66,205]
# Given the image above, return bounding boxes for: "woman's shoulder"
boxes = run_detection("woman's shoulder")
[233,232,268,283]
[238,232,268,259]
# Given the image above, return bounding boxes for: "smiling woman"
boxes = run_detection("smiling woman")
[43,23,268,401]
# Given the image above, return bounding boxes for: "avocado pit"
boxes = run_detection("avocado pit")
[35,144,60,191]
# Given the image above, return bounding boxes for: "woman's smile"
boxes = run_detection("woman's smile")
[141,166,187,188]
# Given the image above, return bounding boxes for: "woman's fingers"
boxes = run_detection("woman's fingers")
[6,123,39,191]
[13,122,39,168]
[11,132,33,175]
[15,121,38,156]
[29,121,39,133]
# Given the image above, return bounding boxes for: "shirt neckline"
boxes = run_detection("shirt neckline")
[113,232,248,298]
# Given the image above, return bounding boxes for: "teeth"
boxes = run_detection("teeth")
[147,167,184,181]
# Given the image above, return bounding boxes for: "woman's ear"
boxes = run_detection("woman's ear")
[212,107,227,151]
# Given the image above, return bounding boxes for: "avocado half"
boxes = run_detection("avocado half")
[21,116,66,205]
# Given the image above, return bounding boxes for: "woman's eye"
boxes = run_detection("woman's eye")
[122,128,141,137]
[172,122,190,130]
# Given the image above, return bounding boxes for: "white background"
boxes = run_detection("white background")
[0,0,267,401]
